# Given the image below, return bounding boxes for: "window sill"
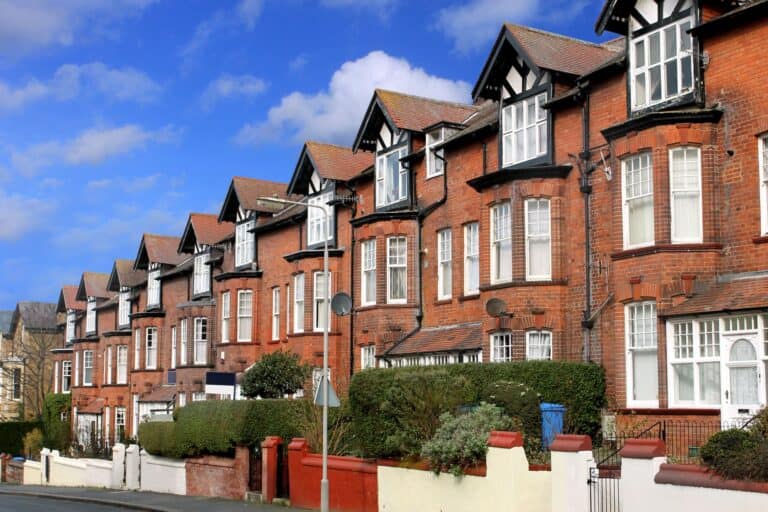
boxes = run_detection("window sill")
[458,294,480,302]
[289,331,342,337]
[480,279,567,292]
[753,235,768,244]
[611,243,723,260]
[355,303,415,312]
[434,298,453,306]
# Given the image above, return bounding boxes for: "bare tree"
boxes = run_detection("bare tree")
[1,330,60,420]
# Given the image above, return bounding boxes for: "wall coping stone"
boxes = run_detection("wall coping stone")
[487,431,523,449]
[655,464,768,494]
[620,439,666,459]
[549,434,592,452]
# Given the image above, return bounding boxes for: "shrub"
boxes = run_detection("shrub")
[241,351,312,399]
[139,422,183,459]
[481,380,541,439]
[349,361,604,458]
[42,393,71,451]
[23,428,43,460]
[298,399,351,455]
[0,421,43,456]
[421,403,516,476]
[701,410,768,482]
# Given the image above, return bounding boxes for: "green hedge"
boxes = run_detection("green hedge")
[0,421,43,456]
[140,399,307,458]
[701,408,768,481]
[42,393,71,451]
[348,361,605,458]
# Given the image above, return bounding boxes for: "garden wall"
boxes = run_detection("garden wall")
[22,460,41,485]
[186,446,249,499]
[139,449,186,495]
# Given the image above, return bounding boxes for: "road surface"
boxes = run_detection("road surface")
[0,494,129,511]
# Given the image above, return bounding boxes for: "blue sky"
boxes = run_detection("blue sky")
[0,0,610,309]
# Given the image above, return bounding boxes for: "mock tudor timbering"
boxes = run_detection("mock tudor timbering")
[46,0,768,444]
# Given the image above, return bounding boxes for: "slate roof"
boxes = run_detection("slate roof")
[77,272,110,301]
[13,302,59,332]
[662,276,768,317]
[305,141,374,182]
[0,311,12,336]
[376,89,478,132]
[504,23,622,77]
[386,322,483,356]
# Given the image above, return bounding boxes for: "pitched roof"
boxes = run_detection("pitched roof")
[13,302,59,331]
[0,311,12,336]
[108,259,147,292]
[662,276,768,317]
[504,23,622,77]
[305,141,374,181]
[178,213,235,253]
[135,234,186,269]
[440,100,499,150]
[386,322,483,356]
[76,272,110,301]
[376,89,478,132]
[218,177,298,223]
[57,285,86,313]
[139,386,176,403]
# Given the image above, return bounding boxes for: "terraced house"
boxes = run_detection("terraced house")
[45,0,768,441]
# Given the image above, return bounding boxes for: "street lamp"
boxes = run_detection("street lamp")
[258,195,331,512]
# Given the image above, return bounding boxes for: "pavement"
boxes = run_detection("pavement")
[0,484,304,512]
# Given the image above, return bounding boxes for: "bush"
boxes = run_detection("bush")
[421,403,516,476]
[481,380,541,439]
[0,421,43,456]
[349,361,604,458]
[298,399,351,455]
[701,409,768,482]
[139,422,183,458]
[42,393,71,452]
[23,428,43,460]
[241,351,312,399]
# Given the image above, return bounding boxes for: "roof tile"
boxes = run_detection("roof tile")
[663,276,768,317]
[305,142,374,182]
[189,213,234,246]
[142,234,186,266]
[387,322,483,356]
[376,89,478,132]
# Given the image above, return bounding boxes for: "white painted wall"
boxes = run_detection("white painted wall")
[84,458,112,488]
[378,445,550,512]
[22,460,42,485]
[550,449,593,512]
[49,453,87,486]
[139,450,187,495]
[125,444,140,490]
[111,443,126,488]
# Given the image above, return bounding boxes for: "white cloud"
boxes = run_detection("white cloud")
[435,0,589,54]
[123,173,159,192]
[0,62,160,112]
[11,124,180,176]
[201,74,267,109]
[40,177,63,188]
[320,0,398,17]
[86,178,112,189]
[0,188,55,240]
[180,0,263,62]
[0,0,158,56]
[289,54,308,72]
[235,50,471,146]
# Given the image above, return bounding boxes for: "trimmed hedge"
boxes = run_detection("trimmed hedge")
[701,408,768,481]
[140,399,307,458]
[42,393,71,451]
[0,421,43,456]
[349,361,605,458]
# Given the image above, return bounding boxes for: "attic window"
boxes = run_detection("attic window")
[118,288,130,328]
[86,298,96,334]
[193,252,211,296]
[147,268,161,308]
[235,219,255,268]
[426,128,445,178]
[307,190,334,246]
[376,146,408,207]
[501,93,548,167]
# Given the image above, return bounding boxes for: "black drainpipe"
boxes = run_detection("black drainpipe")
[348,184,358,379]
[577,86,595,362]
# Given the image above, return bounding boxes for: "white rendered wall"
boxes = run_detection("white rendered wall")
[139,450,187,495]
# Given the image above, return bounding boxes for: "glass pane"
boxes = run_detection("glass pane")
[664,26,677,60]
[665,60,678,97]
[503,134,513,163]
[634,40,645,68]
[674,364,694,401]
[633,350,658,401]
[529,239,550,277]
[680,22,692,51]
[649,32,661,64]
[503,106,513,132]
[673,192,701,240]
[538,122,547,155]
[526,101,535,127]
[628,195,654,246]
[730,340,757,361]
[699,362,721,405]
[515,130,524,162]
[635,73,646,106]
[650,66,662,102]
[681,56,692,90]
[514,103,523,129]
[731,366,759,404]
[526,126,536,158]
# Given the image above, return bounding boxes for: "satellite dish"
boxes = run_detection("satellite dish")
[331,292,352,316]
[485,298,507,318]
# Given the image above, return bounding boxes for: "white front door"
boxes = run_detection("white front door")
[722,335,764,427]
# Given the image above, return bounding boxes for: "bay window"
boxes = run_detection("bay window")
[235,218,256,267]
[115,407,126,442]
[622,153,654,248]
[62,361,71,393]
[180,318,188,365]
[170,327,177,369]
[491,202,512,283]
[272,287,280,340]
[386,237,407,303]
[147,268,161,308]
[759,136,768,235]
[307,191,334,246]
[630,17,694,110]
[221,291,230,343]
[668,319,721,407]
[145,327,157,369]
[106,346,112,385]
[117,346,127,384]
[237,290,253,342]
[193,317,207,365]
[361,240,376,306]
[193,252,210,295]
[464,222,479,295]
[526,330,552,360]
[313,272,331,332]
[525,198,551,280]
[361,345,376,370]
[437,229,452,299]
[670,147,702,242]
[501,93,547,166]
[491,332,513,363]
[626,302,658,406]
[294,275,305,333]
[83,350,93,386]
[66,311,76,342]
[134,329,140,369]
[376,146,408,207]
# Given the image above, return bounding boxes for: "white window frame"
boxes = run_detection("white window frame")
[386,236,407,304]
[525,198,552,281]
[193,317,208,365]
[66,311,76,342]
[118,289,130,328]
[147,268,161,308]
[115,407,126,441]
[61,360,72,393]
[74,351,79,387]
[463,222,479,296]
[666,319,723,408]
[221,291,230,343]
[272,287,281,341]
[293,275,305,333]
[437,229,452,300]
[86,298,96,334]
[490,201,512,284]
[622,153,655,249]
[286,284,291,335]
[193,252,211,296]
[491,332,513,363]
[83,350,93,386]
[626,301,659,408]
[375,146,408,207]
[361,240,376,306]
[134,329,141,370]
[361,345,376,370]
[670,147,702,243]
[235,218,256,267]
[145,327,157,370]
[106,345,113,385]
[501,93,548,166]
[180,319,188,366]
[629,16,694,111]
[313,271,331,332]
[192,392,206,402]
[759,135,768,235]
[170,327,177,370]
[307,190,334,246]
[426,127,445,178]
[526,330,552,360]
[237,290,253,342]
[116,346,128,384]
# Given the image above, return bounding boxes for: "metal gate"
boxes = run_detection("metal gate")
[588,466,621,512]
[249,447,262,493]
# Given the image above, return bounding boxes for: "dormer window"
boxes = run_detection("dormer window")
[118,288,130,328]
[630,17,693,111]
[307,190,334,246]
[147,267,161,308]
[376,146,408,208]
[501,93,547,167]
[426,128,446,178]
[193,252,211,296]
[235,218,255,268]
[66,311,76,342]
[86,298,96,334]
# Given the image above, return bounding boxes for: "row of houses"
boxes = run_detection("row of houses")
[3,0,767,446]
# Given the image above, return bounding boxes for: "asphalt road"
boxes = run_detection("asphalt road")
[0,495,129,511]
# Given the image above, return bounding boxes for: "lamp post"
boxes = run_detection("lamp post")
[258,195,331,512]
